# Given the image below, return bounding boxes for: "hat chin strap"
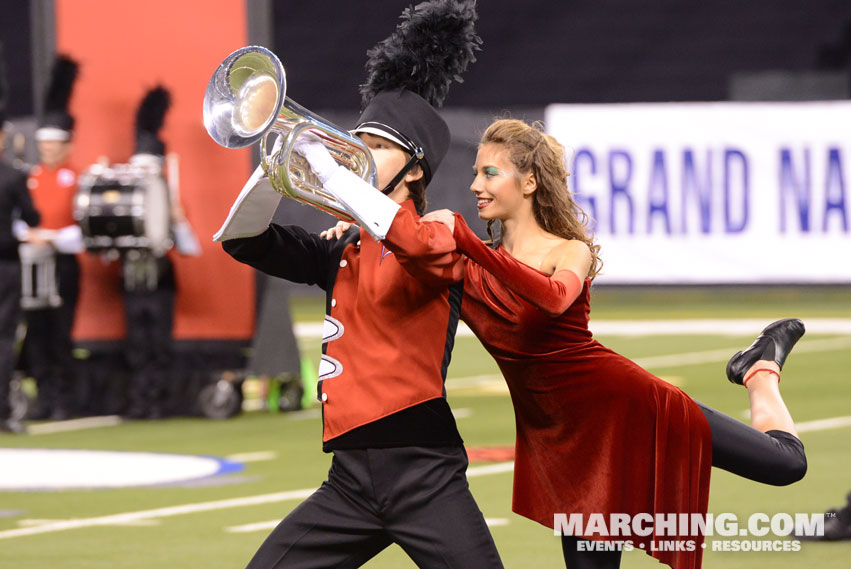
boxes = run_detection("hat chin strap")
[381,147,425,195]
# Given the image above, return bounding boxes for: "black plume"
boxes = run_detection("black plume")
[44,55,79,113]
[360,0,481,108]
[136,86,171,135]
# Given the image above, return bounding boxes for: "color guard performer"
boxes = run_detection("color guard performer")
[420,119,808,569]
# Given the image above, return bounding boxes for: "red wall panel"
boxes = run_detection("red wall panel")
[55,0,255,341]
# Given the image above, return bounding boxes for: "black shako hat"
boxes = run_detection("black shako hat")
[353,0,480,187]
[354,89,449,185]
[36,55,79,142]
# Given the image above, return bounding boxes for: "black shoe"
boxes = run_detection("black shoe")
[0,419,27,434]
[726,318,805,385]
[798,493,851,541]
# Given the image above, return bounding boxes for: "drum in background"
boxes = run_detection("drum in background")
[74,163,171,254]
[18,242,62,310]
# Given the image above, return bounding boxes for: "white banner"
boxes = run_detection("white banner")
[545,102,851,284]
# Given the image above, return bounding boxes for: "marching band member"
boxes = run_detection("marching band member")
[0,44,41,433]
[21,55,84,421]
[121,86,200,420]
[217,2,503,566]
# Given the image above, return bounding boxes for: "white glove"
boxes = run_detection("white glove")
[323,168,400,241]
[292,135,339,184]
[173,219,202,256]
[12,219,30,241]
[292,132,400,240]
[213,164,282,242]
[53,225,85,254]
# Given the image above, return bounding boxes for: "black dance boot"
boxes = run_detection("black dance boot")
[822,493,851,541]
[798,492,851,541]
[725,318,805,385]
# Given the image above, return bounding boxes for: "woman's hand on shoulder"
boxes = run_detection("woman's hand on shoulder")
[319,220,354,240]
[545,239,592,280]
[420,209,456,233]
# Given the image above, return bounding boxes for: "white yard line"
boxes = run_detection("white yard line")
[796,416,851,433]
[27,415,123,435]
[0,488,316,540]
[0,461,515,541]
[633,336,851,370]
[295,318,851,339]
[225,451,278,463]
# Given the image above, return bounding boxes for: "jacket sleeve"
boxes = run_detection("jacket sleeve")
[452,214,582,316]
[382,207,465,286]
[222,223,341,290]
[14,170,40,227]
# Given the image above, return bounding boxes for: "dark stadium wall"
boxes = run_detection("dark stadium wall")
[271,0,851,109]
[54,0,256,341]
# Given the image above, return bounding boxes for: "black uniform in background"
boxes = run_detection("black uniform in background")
[0,161,40,430]
[122,252,176,419]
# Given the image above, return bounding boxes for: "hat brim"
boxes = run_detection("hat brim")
[35,127,72,142]
[352,124,412,153]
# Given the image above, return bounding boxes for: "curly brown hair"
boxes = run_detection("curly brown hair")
[480,119,602,278]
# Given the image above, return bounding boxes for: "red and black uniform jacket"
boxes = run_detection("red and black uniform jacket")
[223,200,466,451]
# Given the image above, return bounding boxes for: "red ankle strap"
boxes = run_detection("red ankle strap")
[744,368,781,387]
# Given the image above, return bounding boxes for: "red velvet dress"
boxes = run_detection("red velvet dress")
[454,218,713,569]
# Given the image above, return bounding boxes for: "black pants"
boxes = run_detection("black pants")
[123,286,175,413]
[23,254,79,415]
[561,400,807,569]
[696,400,807,486]
[0,260,21,420]
[246,446,504,569]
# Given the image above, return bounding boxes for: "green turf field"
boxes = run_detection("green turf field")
[2,287,850,568]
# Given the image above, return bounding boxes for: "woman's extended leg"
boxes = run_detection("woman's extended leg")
[742,361,797,436]
[696,401,806,486]
[696,318,808,486]
[726,318,805,435]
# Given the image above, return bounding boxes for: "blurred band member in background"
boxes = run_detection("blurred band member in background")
[20,55,85,421]
[0,43,41,433]
[123,86,200,419]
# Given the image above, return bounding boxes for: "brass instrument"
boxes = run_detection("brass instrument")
[203,46,376,221]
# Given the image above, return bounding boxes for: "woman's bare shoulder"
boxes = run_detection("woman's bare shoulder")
[542,238,591,275]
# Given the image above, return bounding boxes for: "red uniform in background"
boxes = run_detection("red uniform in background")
[23,161,81,420]
[27,164,78,229]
